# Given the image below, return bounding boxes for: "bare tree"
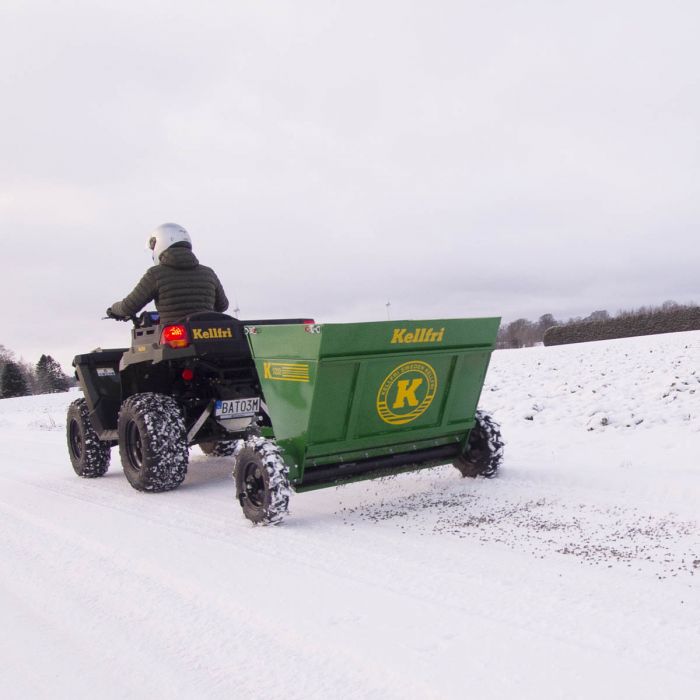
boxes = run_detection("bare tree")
[586,310,610,322]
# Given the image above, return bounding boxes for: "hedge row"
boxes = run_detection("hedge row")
[543,307,700,346]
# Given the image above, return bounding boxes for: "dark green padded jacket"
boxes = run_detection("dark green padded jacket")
[111,245,229,324]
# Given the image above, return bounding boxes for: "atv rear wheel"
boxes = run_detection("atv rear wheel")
[66,398,111,478]
[233,438,291,525]
[454,410,504,478]
[118,393,189,492]
[200,440,238,457]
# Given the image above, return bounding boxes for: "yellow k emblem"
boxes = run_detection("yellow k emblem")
[392,379,423,409]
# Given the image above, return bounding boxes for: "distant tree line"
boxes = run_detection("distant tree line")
[497,301,699,349]
[544,301,700,346]
[0,345,72,399]
[496,314,559,349]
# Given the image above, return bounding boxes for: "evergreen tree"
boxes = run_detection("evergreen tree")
[1,361,29,398]
[36,354,70,394]
[35,354,51,394]
[19,360,38,395]
[0,344,11,374]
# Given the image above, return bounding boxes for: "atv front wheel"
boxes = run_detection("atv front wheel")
[233,438,291,525]
[200,440,238,457]
[66,398,111,478]
[453,410,504,478]
[118,393,189,492]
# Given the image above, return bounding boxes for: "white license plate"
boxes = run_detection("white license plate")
[215,397,261,418]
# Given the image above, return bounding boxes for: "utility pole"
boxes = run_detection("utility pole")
[385,301,391,320]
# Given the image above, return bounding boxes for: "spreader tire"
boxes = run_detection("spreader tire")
[118,393,189,492]
[200,440,238,457]
[454,410,504,479]
[66,398,111,478]
[233,438,291,525]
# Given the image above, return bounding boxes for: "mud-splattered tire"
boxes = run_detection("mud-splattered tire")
[66,398,111,478]
[118,393,188,492]
[454,410,504,479]
[233,438,291,525]
[200,440,238,457]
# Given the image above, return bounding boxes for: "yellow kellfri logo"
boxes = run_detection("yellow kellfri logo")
[376,360,438,425]
[391,327,445,344]
[192,327,233,340]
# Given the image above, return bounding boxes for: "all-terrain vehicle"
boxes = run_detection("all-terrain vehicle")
[68,314,504,525]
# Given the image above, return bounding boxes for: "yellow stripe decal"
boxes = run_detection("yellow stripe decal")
[263,362,311,382]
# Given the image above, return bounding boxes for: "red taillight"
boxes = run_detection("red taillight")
[181,368,194,381]
[161,324,189,349]
[302,319,315,324]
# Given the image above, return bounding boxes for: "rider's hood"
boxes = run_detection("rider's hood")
[158,245,199,269]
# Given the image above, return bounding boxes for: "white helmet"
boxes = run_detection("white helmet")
[147,223,191,262]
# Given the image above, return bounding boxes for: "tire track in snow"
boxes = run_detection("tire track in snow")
[0,481,435,700]
[2,457,700,690]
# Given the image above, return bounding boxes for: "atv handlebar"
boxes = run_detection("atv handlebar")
[103,310,159,328]
[102,315,135,322]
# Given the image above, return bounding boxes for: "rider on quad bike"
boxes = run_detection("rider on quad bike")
[68,222,312,519]
[107,222,229,324]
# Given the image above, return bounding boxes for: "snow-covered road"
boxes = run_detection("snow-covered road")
[1,332,698,699]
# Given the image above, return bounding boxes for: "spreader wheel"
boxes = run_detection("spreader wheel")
[454,410,504,479]
[233,438,291,525]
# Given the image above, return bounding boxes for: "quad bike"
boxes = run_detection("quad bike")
[68,314,504,525]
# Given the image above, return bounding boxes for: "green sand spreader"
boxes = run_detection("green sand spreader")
[234,317,503,524]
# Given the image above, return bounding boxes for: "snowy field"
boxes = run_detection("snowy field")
[1,331,698,699]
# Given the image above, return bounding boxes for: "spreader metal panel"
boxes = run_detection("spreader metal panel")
[247,318,500,488]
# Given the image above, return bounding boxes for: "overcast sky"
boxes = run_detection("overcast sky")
[1,0,698,370]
